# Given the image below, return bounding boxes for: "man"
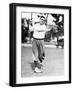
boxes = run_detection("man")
[29,16,49,73]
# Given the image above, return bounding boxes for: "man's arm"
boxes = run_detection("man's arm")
[29,25,34,32]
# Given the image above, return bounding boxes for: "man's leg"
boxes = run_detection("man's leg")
[32,39,42,73]
[38,40,45,64]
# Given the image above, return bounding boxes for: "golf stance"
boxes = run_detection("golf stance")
[29,17,49,73]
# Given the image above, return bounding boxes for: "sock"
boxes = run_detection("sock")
[34,61,38,67]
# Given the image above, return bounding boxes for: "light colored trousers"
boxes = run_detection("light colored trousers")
[32,38,45,63]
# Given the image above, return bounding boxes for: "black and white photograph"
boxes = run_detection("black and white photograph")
[21,12,64,77]
[10,3,71,87]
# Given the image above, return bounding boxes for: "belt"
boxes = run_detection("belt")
[33,37,44,40]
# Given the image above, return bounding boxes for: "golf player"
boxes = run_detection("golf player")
[29,16,49,73]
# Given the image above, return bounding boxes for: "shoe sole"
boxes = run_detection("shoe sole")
[34,70,43,73]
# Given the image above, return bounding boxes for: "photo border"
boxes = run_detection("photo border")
[9,3,71,87]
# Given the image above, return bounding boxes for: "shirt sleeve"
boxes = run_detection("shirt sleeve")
[29,25,34,32]
[45,25,50,32]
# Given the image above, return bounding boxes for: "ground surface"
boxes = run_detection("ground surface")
[21,46,64,77]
